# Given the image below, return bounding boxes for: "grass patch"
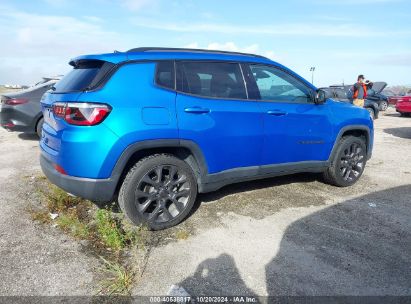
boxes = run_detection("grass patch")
[99,258,134,295]
[29,209,52,224]
[45,186,85,213]
[30,177,148,295]
[175,229,190,240]
[95,209,127,251]
[57,212,90,239]
[95,209,145,252]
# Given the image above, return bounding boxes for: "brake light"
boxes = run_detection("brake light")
[4,98,29,105]
[52,102,111,126]
[52,103,66,118]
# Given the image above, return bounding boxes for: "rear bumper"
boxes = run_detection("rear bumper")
[0,106,36,133]
[40,154,117,202]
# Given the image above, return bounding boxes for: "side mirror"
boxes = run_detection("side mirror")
[315,89,327,105]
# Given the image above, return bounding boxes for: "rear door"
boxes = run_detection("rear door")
[243,63,334,166]
[175,61,263,174]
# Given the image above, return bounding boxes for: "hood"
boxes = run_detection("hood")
[370,82,387,93]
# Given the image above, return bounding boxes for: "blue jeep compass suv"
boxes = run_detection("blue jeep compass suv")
[40,47,373,230]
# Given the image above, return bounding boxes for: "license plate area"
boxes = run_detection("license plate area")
[43,107,58,130]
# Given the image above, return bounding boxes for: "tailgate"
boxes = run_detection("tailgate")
[40,58,116,155]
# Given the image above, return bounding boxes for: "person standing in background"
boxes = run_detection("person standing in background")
[353,75,367,107]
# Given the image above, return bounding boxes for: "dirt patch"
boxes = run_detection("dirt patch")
[25,176,150,295]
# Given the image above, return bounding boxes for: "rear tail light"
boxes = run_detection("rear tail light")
[4,98,29,105]
[52,102,111,126]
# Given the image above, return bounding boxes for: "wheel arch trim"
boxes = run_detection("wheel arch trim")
[328,125,372,164]
[110,139,208,187]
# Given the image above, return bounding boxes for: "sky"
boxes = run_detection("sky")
[0,0,410,87]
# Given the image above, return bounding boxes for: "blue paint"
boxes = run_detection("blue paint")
[40,49,373,182]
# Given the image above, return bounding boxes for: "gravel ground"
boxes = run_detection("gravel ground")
[0,107,410,296]
[0,133,99,296]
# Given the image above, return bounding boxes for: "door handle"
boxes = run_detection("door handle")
[267,110,287,116]
[184,107,210,114]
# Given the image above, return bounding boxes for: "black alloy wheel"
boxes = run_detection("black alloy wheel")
[323,135,367,187]
[135,164,191,224]
[339,142,365,183]
[118,154,197,230]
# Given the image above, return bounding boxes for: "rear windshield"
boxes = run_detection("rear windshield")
[53,60,114,93]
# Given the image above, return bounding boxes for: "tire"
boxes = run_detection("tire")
[366,107,375,120]
[323,136,367,187]
[379,100,388,111]
[36,117,44,138]
[118,154,197,230]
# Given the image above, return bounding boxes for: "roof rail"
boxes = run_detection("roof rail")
[126,47,268,59]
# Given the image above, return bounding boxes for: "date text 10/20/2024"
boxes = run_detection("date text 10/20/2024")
[149,296,258,303]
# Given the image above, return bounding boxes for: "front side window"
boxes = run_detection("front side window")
[248,65,311,103]
[177,61,247,99]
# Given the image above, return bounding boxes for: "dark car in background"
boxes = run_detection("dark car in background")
[321,86,379,120]
[330,82,388,111]
[0,77,61,137]
[366,82,389,111]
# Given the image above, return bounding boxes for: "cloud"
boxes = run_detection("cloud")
[0,6,131,84]
[184,42,278,61]
[41,0,69,7]
[185,42,259,53]
[372,53,411,66]
[131,19,408,38]
[121,0,153,11]
[332,51,411,66]
[313,0,403,4]
[83,16,104,23]
[0,9,127,57]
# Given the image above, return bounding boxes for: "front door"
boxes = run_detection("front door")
[243,63,333,166]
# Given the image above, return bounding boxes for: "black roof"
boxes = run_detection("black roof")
[126,47,268,59]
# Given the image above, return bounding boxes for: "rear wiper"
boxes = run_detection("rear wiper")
[50,86,56,91]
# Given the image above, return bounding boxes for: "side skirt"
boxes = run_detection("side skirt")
[198,161,328,193]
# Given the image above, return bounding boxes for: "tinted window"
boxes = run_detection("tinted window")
[249,65,311,103]
[177,62,247,99]
[54,60,114,93]
[155,61,175,89]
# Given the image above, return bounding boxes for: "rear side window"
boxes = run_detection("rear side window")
[54,60,114,93]
[176,61,247,99]
[155,61,175,89]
